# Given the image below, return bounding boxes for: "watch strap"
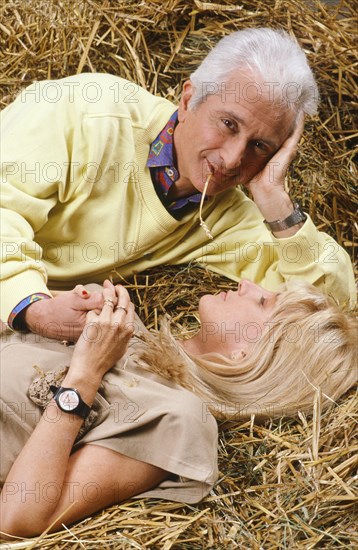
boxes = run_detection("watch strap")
[264,202,307,232]
[50,385,92,419]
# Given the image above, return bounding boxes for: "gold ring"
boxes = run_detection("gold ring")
[116,305,128,314]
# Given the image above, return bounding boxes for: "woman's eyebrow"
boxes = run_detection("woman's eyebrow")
[266,294,280,306]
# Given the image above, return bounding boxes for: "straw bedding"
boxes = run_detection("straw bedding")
[0,0,357,548]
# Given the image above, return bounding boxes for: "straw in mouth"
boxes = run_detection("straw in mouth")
[199,173,214,240]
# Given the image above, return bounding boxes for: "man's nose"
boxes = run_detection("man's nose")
[221,139,246,172]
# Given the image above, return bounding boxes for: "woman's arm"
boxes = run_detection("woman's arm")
[0,282,168,538]
[1,440,168,538]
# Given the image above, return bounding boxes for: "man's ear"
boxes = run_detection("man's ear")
[178,80,194,122]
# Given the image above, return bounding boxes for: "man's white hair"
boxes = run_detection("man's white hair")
[189,27,319,116]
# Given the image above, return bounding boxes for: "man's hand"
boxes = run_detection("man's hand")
[23,285,105,341]
[247,114,305,236]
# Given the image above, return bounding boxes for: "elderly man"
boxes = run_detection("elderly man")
[0,28,355,340]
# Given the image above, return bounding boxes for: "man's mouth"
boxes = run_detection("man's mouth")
[207,160,236,180]
[206,160,215,175]
[212,170,236,183]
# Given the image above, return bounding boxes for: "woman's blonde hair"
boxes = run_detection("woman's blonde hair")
[136,281,357,421]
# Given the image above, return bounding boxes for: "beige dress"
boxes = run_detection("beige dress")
[0,323,218,503]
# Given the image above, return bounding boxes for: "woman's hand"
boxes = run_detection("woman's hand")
[69,280,135,383]
[0,282,144,539]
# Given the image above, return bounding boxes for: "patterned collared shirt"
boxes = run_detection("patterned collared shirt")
[147,110,203,213]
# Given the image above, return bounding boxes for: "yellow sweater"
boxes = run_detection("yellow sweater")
[0,73,355,321]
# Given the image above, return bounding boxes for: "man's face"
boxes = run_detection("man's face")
[173,72,296,196]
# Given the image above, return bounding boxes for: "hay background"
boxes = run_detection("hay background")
[0,0,357,548]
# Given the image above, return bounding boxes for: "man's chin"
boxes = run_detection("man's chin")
[205,175,238,193]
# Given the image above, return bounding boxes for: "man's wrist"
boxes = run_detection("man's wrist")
[250,187,293,219]
[9,294,52,331]
[264,202,307,233]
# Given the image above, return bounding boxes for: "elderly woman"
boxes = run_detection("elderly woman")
[0,279,356,538]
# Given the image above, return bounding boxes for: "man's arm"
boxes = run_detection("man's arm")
[21,286,104,341]
[0,82,71,326]
[196,196,356,307]
[246,114,305,238]
[0,80,100,336]
[190,117,355,306]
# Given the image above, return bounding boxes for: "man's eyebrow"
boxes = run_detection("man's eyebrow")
[215,109,245,126]
[215,109,279,150]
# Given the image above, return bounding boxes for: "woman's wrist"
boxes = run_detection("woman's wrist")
[61,368,102,405]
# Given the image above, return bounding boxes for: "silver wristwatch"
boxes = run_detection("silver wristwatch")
[264,202,307,232]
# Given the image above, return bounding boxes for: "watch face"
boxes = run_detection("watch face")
[58,390,80,411]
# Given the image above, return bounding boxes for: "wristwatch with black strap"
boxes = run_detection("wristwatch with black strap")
[264,202,307,233]
[50,385,91,419]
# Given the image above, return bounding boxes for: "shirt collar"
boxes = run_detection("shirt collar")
[146,110,205,213]
[147,110,178,169]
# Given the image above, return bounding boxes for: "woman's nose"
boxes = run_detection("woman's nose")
[239,279,259,294]
[239,280,275,298]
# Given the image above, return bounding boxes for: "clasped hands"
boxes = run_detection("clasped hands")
[70,281,135,380]
[24,280,134,346]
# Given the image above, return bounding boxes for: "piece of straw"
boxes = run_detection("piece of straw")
[199,173,214,240]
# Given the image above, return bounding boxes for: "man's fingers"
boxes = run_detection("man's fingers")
[76,291,104,311]
[126,302,136,326]
[113,285,134,329]
[283,112,305,151]
[86,310,98,322]
[73,284,90,298]
[103,279,115,291]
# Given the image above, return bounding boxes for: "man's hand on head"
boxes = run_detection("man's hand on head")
[246,113,305,235]
[23,285,105,341]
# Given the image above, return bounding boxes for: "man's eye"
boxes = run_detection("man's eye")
[254,141,269,154]
[222,119,235,131]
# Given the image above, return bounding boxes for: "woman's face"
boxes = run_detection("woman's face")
[196,279,278,357]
